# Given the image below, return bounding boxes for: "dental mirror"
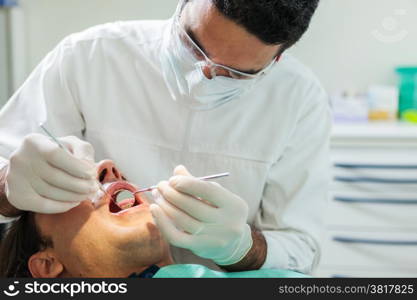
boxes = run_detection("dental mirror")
[115,190,135,203]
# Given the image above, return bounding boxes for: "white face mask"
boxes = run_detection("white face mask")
[160,19,260,110]
[184,62,255,105]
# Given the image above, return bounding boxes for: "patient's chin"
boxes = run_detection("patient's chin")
[111,218,164,250]
[147,222,172,264]
[125,222,167,265]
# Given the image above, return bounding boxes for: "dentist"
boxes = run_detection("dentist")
[0,0,330,273]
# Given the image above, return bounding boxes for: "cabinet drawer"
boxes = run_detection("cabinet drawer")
[326,192,417,229]
[331,180,417,194]
[320,231,417,269]
[333,163,417,181]
[331,148,417,165]
[331,163,417,193]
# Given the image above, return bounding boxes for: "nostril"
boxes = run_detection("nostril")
[99,169,107,182]
[112,167,120,179]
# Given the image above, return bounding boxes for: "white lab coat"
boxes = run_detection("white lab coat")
[0,19,331,273]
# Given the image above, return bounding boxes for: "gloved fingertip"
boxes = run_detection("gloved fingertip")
[174,165,191,176]
[151,189,159,198]
[153,195,162,206]
[169,175,181,187]
[150,204,161,218]
[156,181,164,189]
[174,165,185,173]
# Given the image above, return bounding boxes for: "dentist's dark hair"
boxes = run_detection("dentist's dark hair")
[186,0,320,50]
[0,212,52,277]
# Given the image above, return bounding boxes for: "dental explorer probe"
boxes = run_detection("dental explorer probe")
[39,123,108,201]
[133,172,230,195]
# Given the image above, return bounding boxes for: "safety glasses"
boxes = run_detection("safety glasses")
[173,2,277,80]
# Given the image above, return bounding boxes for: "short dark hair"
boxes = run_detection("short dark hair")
[208,0,320,49]
[0,212,52,277]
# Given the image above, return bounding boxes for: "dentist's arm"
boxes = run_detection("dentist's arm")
[220,226,267,271]
[256,83,332,273]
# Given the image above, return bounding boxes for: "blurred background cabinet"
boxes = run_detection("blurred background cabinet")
[316,123,417,277]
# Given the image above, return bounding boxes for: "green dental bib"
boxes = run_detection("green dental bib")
[154,264,309,278]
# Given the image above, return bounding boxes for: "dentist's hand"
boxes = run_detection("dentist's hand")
[5,133,99,214]
[150,166,253,266]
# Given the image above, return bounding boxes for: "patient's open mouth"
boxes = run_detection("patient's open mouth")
[104,181,143,213]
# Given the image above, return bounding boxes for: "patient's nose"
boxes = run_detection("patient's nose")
[97,160,124,183]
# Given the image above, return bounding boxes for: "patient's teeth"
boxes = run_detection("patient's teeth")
[119,202,133,210]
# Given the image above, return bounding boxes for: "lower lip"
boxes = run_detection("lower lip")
[112,202,149,216]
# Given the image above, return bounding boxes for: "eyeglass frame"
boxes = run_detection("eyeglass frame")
[173,1,279,80]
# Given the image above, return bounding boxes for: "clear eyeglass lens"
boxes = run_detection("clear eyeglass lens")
[177,20,267,80]
[185,40,204,60]
[203,62,254,80]
[228,70,252,80]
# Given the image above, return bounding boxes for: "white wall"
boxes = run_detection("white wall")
[0,9,10,105]
[19,0,177,73]
[13,0,417,94]
[290,0,417,94]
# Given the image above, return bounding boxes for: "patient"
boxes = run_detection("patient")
[0,160,307,278]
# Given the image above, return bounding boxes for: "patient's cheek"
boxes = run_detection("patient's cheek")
[68,201,94,214]
[48,201,94,229]
[34,214,52,236]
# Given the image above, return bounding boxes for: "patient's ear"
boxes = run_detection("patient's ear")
[28,250,64,278]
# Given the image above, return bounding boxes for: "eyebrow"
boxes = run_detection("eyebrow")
[186,27,209,56]
[185,26,262,75]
